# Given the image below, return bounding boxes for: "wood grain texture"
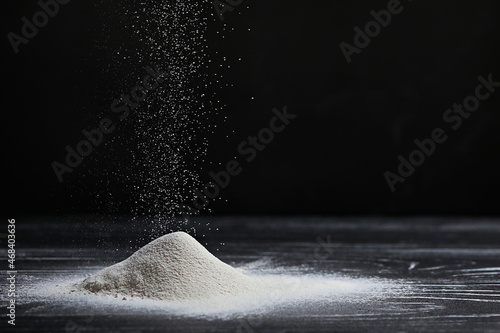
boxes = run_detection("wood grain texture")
[1,216,499,332]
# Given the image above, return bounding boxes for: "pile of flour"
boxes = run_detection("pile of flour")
[76,232,266,301]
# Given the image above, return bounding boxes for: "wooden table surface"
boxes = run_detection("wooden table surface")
[1,216,499,332]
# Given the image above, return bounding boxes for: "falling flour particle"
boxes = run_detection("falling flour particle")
[77,232,267,301]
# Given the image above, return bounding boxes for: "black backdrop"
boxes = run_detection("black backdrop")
[3,0,500,216]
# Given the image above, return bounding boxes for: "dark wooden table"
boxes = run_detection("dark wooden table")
[1,216,499,332]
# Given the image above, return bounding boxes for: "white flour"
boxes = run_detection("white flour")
[77,232,267,301]
[67,232,403,316]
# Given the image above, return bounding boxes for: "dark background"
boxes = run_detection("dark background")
[3,0,500,216]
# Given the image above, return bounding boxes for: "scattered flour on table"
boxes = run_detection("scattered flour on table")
[67,231,403,315]
[75,232,272,301]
